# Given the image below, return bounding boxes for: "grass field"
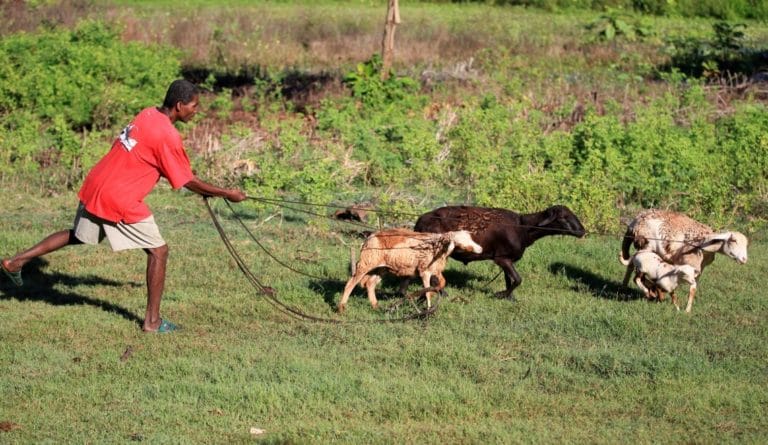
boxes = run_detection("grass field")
[1,185,766,443]
[2,1,768,442]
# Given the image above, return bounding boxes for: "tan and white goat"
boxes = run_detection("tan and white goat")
[338,228,482,313]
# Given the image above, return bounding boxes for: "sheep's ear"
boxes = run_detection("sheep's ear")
[699,233,730,252]
[538,211,558,227]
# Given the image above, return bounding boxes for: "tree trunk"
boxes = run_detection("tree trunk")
[380,0,400,80]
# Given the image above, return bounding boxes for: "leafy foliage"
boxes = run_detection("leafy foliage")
[431,0,768,20]
[311,81,768,232]
[586,12,653,42]
[2,12,768,235]
[342,54,419,108]
[0,20,179,183]
[662,21,761,78]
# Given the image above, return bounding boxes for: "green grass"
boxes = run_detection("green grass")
[2,2,767,442]
[1,185,766,443]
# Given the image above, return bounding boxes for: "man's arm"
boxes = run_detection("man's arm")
[183,177,247,202]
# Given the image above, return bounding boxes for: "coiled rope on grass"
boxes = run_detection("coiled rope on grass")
[204,197,440,324]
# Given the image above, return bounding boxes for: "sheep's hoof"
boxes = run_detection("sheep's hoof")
[337,304,346,314]
[494,291,516,302]
[449,295,470,304]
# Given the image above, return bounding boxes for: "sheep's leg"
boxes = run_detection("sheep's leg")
[429,273,447,308]
[670,290,680,311]
[622,264,635,287]
[364,275,382,310]
[397,277,411,297]
[634,273,652,299]
[338,267,371,313]
[684,282,698,313]
[420,272,435,308]
[493,258,521,301]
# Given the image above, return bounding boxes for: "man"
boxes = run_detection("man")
[1,79,246,333]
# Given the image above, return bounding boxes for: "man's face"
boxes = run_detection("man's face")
[177,94,200,123]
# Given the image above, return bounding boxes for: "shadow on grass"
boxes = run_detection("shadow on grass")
[549,261,643,301]
[444,268,495,290]
[0,258,144,327]
[309,268,489,310]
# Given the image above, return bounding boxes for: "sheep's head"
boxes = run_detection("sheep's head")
[449,230,483,254]
[701,231,748,264]
[723,231,748,264]
[539,205,587,238]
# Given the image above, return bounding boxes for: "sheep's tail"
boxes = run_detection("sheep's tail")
[620,227,634,286]
[618,253,631,267]
[619,227,633,266]
[350,246,356,276]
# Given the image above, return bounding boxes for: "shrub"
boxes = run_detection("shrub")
[662,21,762,79]
[0,20,180,186]
[342,54,420,109]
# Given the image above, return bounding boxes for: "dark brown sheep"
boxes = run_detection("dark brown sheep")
[413,205,586,300]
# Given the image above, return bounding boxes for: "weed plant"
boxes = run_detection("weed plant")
[2,4,768,234]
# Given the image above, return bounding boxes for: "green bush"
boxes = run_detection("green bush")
[0,20,179,129]
[662,21,761,79]
[0,20,180,184]
[308,62,768,233]
[315,60,435,190]
[2,15,768,235]
[428,0,768,20]
[716,105,768,219]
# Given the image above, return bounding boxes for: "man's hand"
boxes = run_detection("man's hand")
[183,178,248,203]
[226,190,247,202]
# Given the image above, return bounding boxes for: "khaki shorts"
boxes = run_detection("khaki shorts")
[73,203,166,251]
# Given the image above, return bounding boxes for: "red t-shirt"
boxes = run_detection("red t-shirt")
[78,107,194,223]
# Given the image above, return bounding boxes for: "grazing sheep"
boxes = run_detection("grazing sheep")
[622,250,697,311]
[337,229,482,313]
[413,205,586,300]
[619,209,748,312]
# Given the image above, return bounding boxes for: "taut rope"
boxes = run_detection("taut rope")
[204,197,440,324]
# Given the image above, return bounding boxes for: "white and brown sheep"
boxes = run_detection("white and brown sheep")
[622,250,697,311]
[619,209,749,312]
[337,228,482,313]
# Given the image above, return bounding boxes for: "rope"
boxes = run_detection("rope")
[204,197,440,323]
[223,199,330,281]
[206,195,728,323]
[238,194,727,298]
[246,196,581,235]
[246,194,721,250]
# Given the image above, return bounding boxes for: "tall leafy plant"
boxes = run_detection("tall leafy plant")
[0,20,180,186]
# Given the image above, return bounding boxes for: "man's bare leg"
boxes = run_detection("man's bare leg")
[3,230,83,273]
[142,244,169,332]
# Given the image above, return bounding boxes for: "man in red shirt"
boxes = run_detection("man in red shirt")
[1,79,246,333]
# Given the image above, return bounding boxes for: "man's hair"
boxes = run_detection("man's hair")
[162,79,199,109]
